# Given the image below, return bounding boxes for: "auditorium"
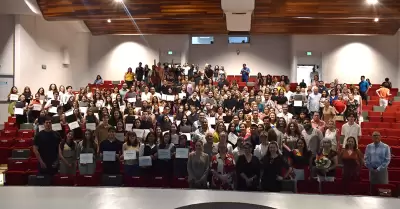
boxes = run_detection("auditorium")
[1,0,400,208]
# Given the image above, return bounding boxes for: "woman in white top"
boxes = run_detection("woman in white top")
[232,137,245,162]
[141,86,151,102]
[85,86,93,100]
[254,131,269,160]
[324,119,338,151]
[58,85,66,99]
[111,86,119,101]
[46,83,58,101]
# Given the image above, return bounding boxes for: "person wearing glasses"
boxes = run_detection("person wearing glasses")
[364,131,391,185]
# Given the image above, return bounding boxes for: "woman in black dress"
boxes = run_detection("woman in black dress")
[261,141,292,192]
[236,141,260,191]
[15,94,28,126]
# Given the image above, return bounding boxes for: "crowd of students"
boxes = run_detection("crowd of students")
[5,62,392,191]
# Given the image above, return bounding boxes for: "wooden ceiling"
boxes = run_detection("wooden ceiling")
[37,0,400,35]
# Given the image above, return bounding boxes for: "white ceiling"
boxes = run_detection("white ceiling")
[0,0,40,15]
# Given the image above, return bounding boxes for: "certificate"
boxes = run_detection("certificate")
[168,116,174,123]
[134,107,141,114]
[33,104,42,111]
[80,153,93,164]
[185,111,191,116]
[125,123,133,131]
[49,107,58,114]
[79,107,88,113]
[139,156,152,166]
[127,98,136,103]
[178,93,186,99]
[86,123,96,130]
[38,125,45,132]
[65,109,73,116]
[171,134,179,145]
[157,149,171,159]
[119,105,125,112]
[115,133,125,142]
[161,94,167,101]
[175,148,189,159]
[9,94,18,101]
[207,117,216,125]
[52,123,62,131]
[14,108,24,115]
[294,101,303,107]
[103,151,116,162]
[159,106,164,113]
[175,120,181,126]
[182,133,191,141]
[166,95,175,101]
[132,129,144,138]
[224,123,229,130]
[124,150,137,160]
[228,132,238,145]
[94,113,99,119]
[68,121,80,130]
[143,129,150,138]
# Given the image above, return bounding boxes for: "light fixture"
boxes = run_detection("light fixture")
[366,0,378,5]
[107,19,111,23]
[114,0,123,2]
[374,17,379,22]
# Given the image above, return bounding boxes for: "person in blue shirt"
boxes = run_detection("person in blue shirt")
[94,75,104,85]
[240,63,250,82]
[358,75,370,105]
[364,131,391,185]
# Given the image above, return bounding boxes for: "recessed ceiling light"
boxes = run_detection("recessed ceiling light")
[367,0,378,5]
[107,19,111,23]
[374,17,379,22]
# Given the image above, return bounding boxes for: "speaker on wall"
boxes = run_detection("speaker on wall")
[62,47,70,65]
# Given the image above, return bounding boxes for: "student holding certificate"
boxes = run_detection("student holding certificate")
[122,132,143,176]
[141,132,158,176]
[155,132,175,179]
[7,86,19,116]
[99,127,122,174]
[77,130,98,175]
[173,135,190,178]
[28,93,42,123]
[59,131,77,175]
[14,94,28,126]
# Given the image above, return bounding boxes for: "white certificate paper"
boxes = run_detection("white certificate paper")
[127,98,136,103]
[10,94,18,101]
[65,109,73,117]
[175,148,189,159]
[166,95,175,101]
[207,117,216,125]
[38,125,45,132]
[80,153,93,164]
[33,104,42,111]
[139,156,152,166]
[52,123,62,131]
[79,107,88,113]
[14,108,24,115]
[86,123,96,130]
[115,133,125,142]
[228,132,238,145]
[49,107,58,114]
[125,123,133,131]
[68,121,80,130]
[132,129,144,138]
[103,151,116,162]
[157,149,171,159]
[124,150,137,160]
[294,101,302,107]
[182,133,191,141]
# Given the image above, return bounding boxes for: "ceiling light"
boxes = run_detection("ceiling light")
[114,0,123,2]
[374,17,379,22]
[107,19,111,23]
[366,0,378,5]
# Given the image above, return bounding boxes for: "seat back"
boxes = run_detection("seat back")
[101,174,122,186]
[11,149,30,159]
[27,175,52,186]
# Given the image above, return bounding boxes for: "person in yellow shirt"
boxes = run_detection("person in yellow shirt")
[376,82,391,109]
[124,67,135,88]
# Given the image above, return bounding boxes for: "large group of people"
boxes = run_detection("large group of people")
[5,62,392,191]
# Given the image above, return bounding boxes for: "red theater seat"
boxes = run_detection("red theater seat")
[347,182,370,195]
[76,174,100,186]
[296,180,319,194]
[124,176,147,187]
[0,147,11,164]
[4,123,17,131]
[321,181,344,195]
[382,113,396,123]
[389,170,400,182]
[149,176,169,188]
[14,138,33,148]
[4,171,27,185]
[28,158,38,172]
[53,175,76,186]
[2,129,17,137]
[171,177,189,188]
[387,129,400,137]
[17,130,34,138]
[7,159,29,171]
[0,137,15,148]
[8,116,16,123]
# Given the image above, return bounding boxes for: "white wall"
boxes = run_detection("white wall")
[291,35,399,86]
[14,15,90,91]
[89,35,190,81]
[189,35,291,76]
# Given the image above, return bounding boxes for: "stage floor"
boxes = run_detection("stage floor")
[0,187,399,209]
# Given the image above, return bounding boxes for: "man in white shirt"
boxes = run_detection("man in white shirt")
[61,86,74,105]
[341,113,361,148]
[277,104,293,124]
[307,86,321,117]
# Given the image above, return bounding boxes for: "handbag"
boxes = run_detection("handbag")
[378,188,391,197]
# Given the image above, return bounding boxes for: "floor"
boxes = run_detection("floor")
[0,187,399,209]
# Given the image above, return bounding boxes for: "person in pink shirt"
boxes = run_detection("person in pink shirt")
[311,112,326,133]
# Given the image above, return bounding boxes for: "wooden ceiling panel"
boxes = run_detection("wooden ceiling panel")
[37,0,400,35]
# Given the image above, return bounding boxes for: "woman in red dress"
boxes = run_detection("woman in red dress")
[332,94,347,116]
[210,142,236,190]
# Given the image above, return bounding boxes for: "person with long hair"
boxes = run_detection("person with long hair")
[59,131,77,175]
[122,131,143,176]
[210,142,236,190]
[283,122,301,151]
[289,138,312,181]
[261,141,292,192]
[187,140,209,188]
[77,130,98,175]
[339,136,363,182]
[236,141,260,191]
[94,75,104,85]
[124,67,135,88]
